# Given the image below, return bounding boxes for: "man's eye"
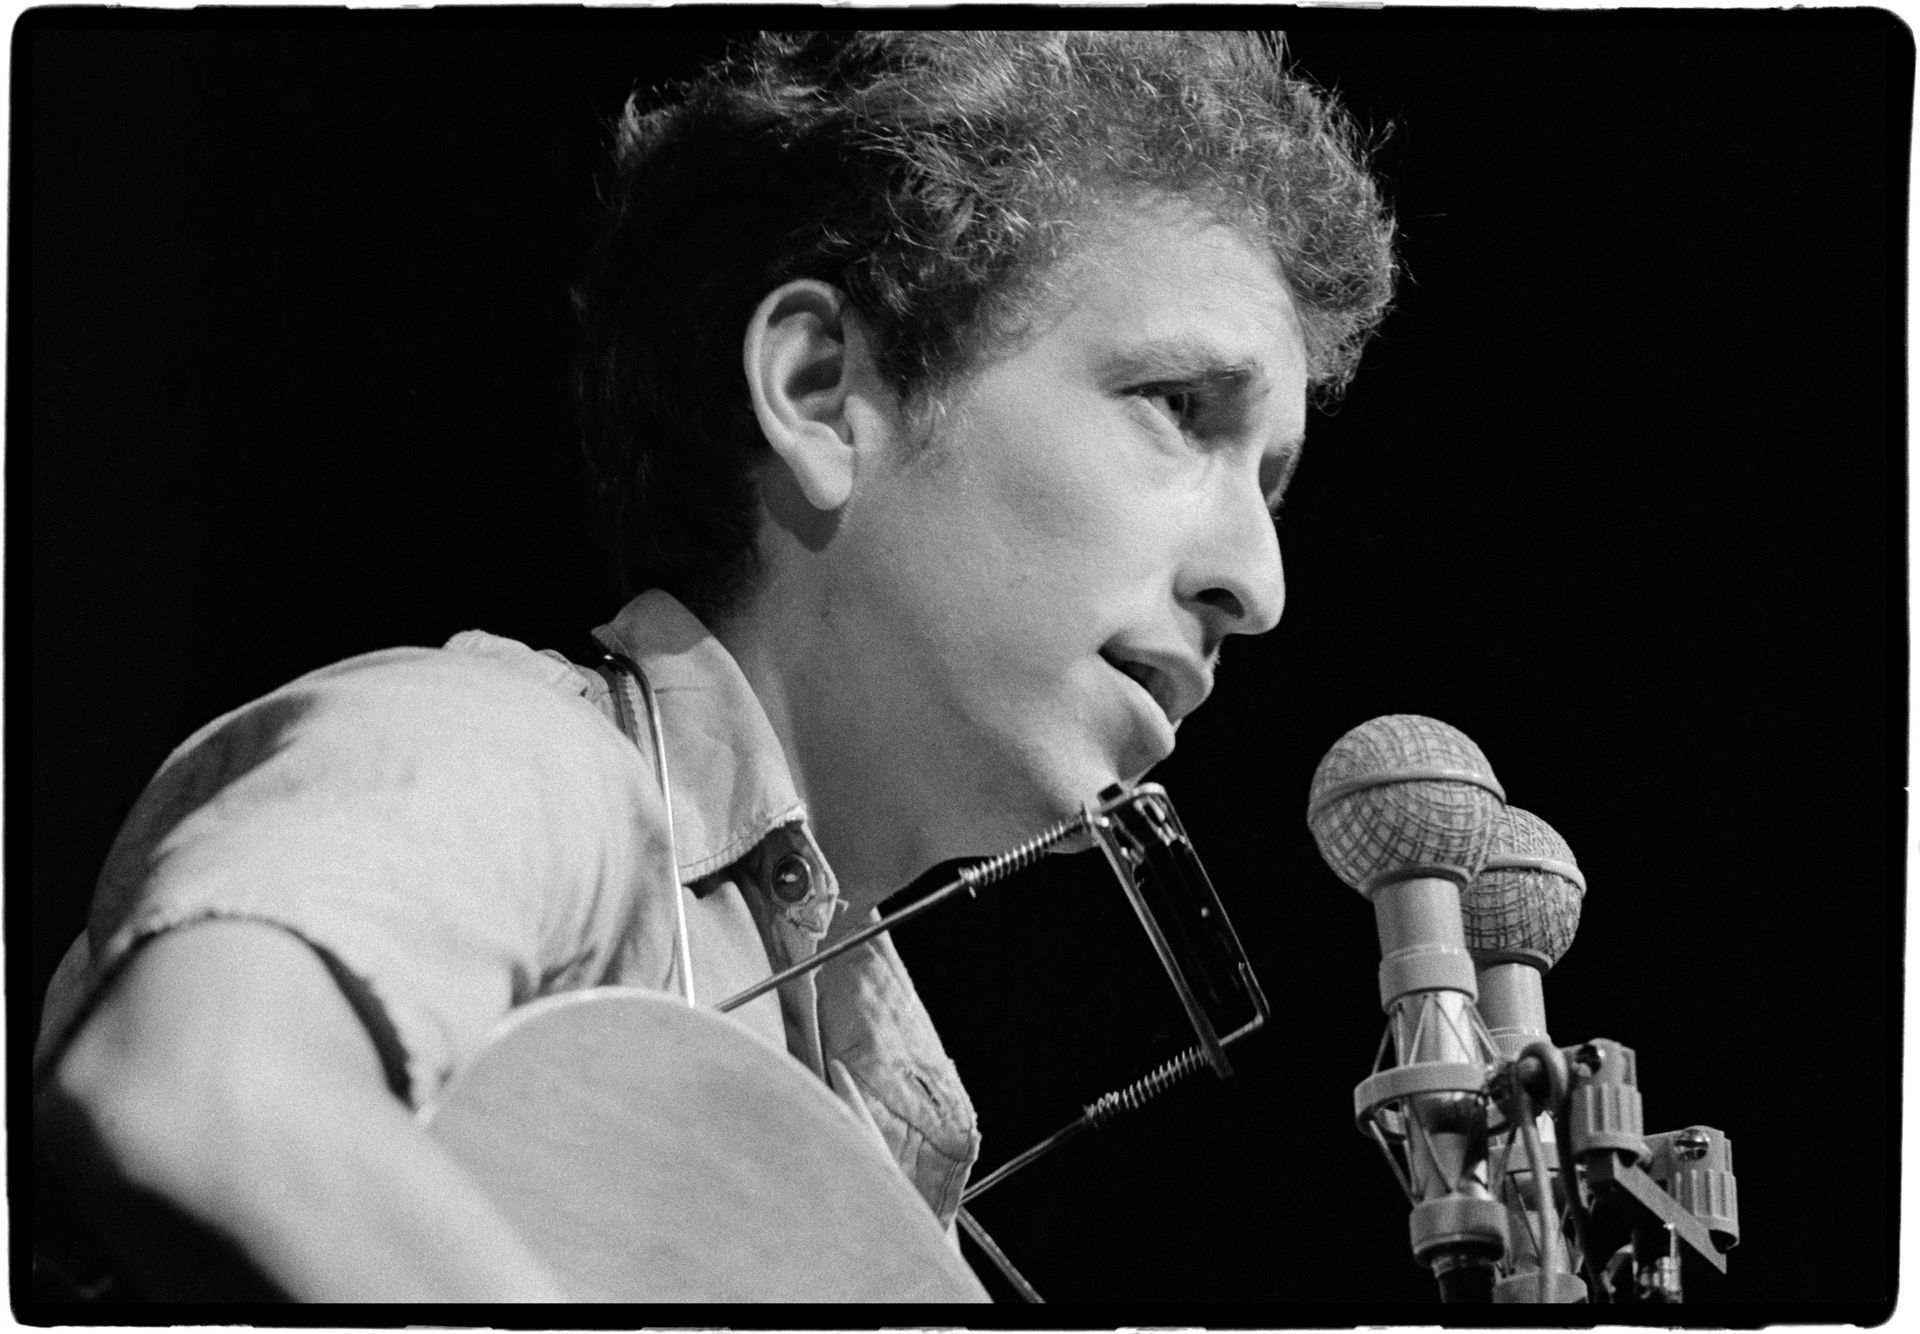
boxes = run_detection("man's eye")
[1138,386,1199,431]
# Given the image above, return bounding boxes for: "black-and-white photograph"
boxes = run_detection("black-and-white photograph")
[20,10,1904,1320]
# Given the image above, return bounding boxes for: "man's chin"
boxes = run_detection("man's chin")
[1039,752,1169,857]
[952,736,1159,860]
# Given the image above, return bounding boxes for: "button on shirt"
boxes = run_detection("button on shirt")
[36,591,980,1225]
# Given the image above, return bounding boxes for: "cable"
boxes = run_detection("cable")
[1512,1083,1556,1305]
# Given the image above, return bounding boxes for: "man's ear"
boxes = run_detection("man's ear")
[743,279,892,513]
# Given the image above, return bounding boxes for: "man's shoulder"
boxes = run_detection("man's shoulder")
[290,632,607,707]
[440,630,611,707]
[277,633,612,723]
[149,636,624,793]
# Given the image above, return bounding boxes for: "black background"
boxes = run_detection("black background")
[19,7,1907,1319]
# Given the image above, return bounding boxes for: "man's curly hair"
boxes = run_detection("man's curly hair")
[574,30,1396,621]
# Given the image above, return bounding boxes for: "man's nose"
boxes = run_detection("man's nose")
[1177,480,1285,638]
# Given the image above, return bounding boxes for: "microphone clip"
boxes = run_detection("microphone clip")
[1549,1038,1740,1303]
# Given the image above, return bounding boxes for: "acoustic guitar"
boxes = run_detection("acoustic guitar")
[420,987,991,1303]
[32,986,987,1304]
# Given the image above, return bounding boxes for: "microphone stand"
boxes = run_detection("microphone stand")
[1359,1016,1740,1303]
[1555,1039,1739,1302]
[1487,1037,1739,1303]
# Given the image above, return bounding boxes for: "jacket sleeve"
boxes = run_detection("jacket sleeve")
[48,645,674,1106]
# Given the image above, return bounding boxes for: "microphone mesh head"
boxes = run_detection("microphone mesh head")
[1462,806,1584,967]
[1306,714,1505,893]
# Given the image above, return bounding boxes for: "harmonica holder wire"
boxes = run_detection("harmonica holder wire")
[602,653,697,1007]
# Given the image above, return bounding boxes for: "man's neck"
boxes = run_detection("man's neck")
[710,596,936,921]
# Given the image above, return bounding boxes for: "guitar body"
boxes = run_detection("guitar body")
[422,988,990,1303]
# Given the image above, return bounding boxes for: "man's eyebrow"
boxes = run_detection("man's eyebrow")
[1097,336,1266,391]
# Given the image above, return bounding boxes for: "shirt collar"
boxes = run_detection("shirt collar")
[592,590,819,887]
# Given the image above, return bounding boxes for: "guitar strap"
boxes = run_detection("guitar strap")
[595,652,699,1007]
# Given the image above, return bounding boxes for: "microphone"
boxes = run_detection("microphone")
[1307,715,1508,1302]
[1463,805,1583,1054]
[1462,806,1588,1302]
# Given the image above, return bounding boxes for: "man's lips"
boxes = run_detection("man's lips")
[1098,646,1211,727]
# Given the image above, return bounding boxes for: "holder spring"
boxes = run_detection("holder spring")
[1084,1043,1211,1128]
[957,810,1091,896]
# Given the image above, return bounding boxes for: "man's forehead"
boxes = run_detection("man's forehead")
[1056,213,1306,376]
[943,205,1309,407]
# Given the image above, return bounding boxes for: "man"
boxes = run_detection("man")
[34,30,1394,1301]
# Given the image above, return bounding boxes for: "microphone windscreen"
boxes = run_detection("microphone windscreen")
[1462,806,1584,967]
[1306,714,1506,893]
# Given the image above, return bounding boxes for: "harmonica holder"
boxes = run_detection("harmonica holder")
[715,782,1271,1304]
[604,652,1269,1304]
